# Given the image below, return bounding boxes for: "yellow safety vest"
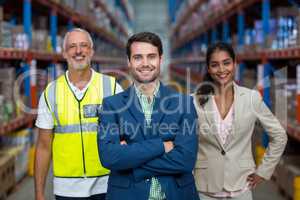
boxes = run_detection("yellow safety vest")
[44,72,116,177]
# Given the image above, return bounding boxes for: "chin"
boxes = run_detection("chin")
[136,76,157,84]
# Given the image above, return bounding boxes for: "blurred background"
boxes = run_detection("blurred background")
[0,0,299,199]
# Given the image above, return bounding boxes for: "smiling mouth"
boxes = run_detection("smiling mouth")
[73,56,86,61]
[217,74,230,79]
[138,68,154,73]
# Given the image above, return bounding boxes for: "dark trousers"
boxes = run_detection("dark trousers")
[55,193,106,200]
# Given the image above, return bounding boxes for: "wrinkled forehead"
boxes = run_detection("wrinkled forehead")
[66,31,90,44]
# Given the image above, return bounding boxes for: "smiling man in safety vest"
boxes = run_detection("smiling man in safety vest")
[34,28,123,200]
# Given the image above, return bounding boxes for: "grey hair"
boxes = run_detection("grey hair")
[62,28,94,50]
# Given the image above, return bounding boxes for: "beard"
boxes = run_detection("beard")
[68,58,91,70]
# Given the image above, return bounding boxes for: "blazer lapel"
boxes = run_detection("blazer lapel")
[224,82,244,149]
[202,95,226,150]
[122,86,146,128]
[151,84,171,125]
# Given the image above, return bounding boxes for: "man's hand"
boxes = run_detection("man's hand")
[35,194,46,200]
[120,140,127,145]
[247,173,265,189]
[163,141,174,153]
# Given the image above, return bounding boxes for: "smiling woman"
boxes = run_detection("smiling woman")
[193,42,288,200]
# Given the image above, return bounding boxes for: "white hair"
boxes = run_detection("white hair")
[62,28,94,50]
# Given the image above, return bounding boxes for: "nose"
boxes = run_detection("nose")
[218,64,226,73]
[75,45,82,54]
[141,57,149,66]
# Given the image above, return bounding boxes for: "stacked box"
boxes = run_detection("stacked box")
[75,0,91,16]
[0,21,13,48]
[32,29,48,51]
[61,0,76,9]
[0,67,15,101]
[0,151,15,198]
[0,6,3,21]
[0,143,30,183]
[12,25,30,50]
[297,15,300,46]
[276,156,300,199]
[0,129,30,147]
[0,67,16,123]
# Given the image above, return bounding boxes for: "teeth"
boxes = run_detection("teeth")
[139,69,152,72]
[74,56,85,61]
[218,74,228,78]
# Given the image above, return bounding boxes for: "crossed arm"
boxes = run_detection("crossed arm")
[97,98,198,180]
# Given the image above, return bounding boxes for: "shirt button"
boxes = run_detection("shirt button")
[221,150,226,155]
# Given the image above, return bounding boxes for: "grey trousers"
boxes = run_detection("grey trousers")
[199,190,253,200]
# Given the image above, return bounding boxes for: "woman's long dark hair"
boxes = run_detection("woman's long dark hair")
[196,42,236,106]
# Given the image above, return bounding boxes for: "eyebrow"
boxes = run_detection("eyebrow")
[132,53,158,56]
[210,58,232,63]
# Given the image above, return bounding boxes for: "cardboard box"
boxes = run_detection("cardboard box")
[0,151,15,198]
[1,144,30,183]
[0,21,13,48]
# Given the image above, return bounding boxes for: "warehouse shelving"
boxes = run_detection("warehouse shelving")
[169,0,300,146]
[170,0,205,36]
[95,0,129,37]
[169,1,300,197]
[171,0,262,51]
[171,56,205,65]
[0,48,127,64]
[286,121,300,142]
[170,47,300,65]
[169,1,300,198]
[0,114,35,136]
[120,0,134,21]
[0,0,133,191]
[34,0,126,48]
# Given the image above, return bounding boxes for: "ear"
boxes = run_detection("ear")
[62,51,67,59]
[159,55,163,65]
[90,49,94,57]
[127,58,130,67]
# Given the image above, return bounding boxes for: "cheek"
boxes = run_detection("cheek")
[228,65,236,74]
[208,68,217,76]
[150,59,160,67]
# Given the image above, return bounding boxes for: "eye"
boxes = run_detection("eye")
[224,61,231,66]
[148,54,157,59]
[80,43,90,49]
[68,44,76,50]
[133,55,142,61]
[210,63,219,68]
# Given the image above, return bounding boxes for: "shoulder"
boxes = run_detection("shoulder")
[97,72,116,80]
[236,84,260,96]
[44,75,65,92]
[163,85,192,102]
[235,84,262,104]
[103,88,127,104]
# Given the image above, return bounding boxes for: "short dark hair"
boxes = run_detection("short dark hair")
[126,32,163,59]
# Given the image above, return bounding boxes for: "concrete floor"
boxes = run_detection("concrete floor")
[8,175,287,200]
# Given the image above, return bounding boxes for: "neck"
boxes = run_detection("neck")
[135,80,159,96]
[68,67,92,90]
[216,81,234,98]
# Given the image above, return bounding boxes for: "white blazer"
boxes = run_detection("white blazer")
[193,82,287,193]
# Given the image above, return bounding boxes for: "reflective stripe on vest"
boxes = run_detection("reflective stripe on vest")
[54,122,98,133]
[46,81,61,126]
